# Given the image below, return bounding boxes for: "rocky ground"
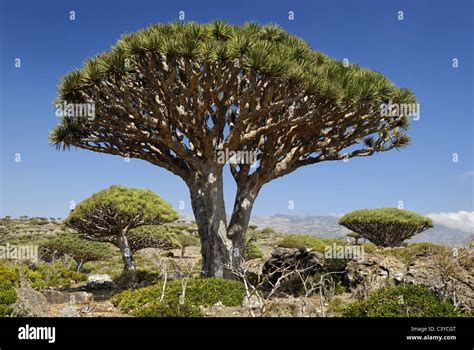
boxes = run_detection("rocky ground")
[2,218,473,317]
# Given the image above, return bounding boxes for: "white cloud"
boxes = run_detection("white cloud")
[426,211,474,233]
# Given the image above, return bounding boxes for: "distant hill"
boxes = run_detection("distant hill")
[249,214,471,246]
[409,225,472,246]
[250,214,349,239]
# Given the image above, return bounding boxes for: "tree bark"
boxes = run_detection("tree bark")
[117,231,136,272]
[227,185,259,270]
[188,171,259,279]
[76,259,83,273]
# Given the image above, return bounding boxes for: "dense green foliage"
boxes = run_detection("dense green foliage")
[176,233,200,247]
[65,185,179,228]
[134,300,203,317]
[339,208,433,227]
[0,264,18,317]
[112,277,246,316]
[339,208,433,247]
[277,234,346,253]
[127,225,182,251]
[22,262,87,289]
[343,284,465,317]
[63,186,179,272]
[52,21,415,112]
[261,227,276,235]
[0,261,90,316]
[243,240,264,260]
[39,234,112,270]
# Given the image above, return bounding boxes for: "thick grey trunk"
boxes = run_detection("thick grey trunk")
[117,231,136,272]
[228,186,259,268]
[189,173,258,279]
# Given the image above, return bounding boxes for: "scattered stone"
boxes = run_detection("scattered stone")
[42,290,70,304]
[69,291,93,304]
[242,295,263,309]
[12,288,50,317]
[344,254,405,298]
[87,274,115,290]
[91,301,116,313]
[58,305,79,317]
[211,301,225,311]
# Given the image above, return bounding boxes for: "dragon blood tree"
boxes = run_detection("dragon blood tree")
[339,208,433,247]
[39,234,113,272]
[64,185,179,272]
[50,21,417,278]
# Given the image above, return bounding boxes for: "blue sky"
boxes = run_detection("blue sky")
[0,0,472,219]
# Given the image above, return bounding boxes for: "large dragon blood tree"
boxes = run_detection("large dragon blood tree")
[50,21,416,278]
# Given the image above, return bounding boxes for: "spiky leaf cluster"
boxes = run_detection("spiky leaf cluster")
[65,185,179,242]
[50,21,417,191]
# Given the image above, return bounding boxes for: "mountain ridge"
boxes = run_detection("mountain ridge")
[249,214,471,246]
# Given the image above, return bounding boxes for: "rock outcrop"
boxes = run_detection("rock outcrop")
[263,245,473,312]
[344,251,473,312]
[12,288,50,317]
[86,274,115,290]
[262,247,324,283]
[42,290,94,304]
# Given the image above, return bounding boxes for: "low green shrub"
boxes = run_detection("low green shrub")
[327,297,348,315]
[261,227,276,235]
[135,269,161,286]
[0,264,18,317]
[278,234,346,253]
[343,284,467,317]
[112,277,245,316]
[134,300,203,317]
[0,263,18,282]
[243,240,264,260]
[22,262,86,289]
[381,242,448,264]
[361,243,377,253]
[264,302,300,317]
